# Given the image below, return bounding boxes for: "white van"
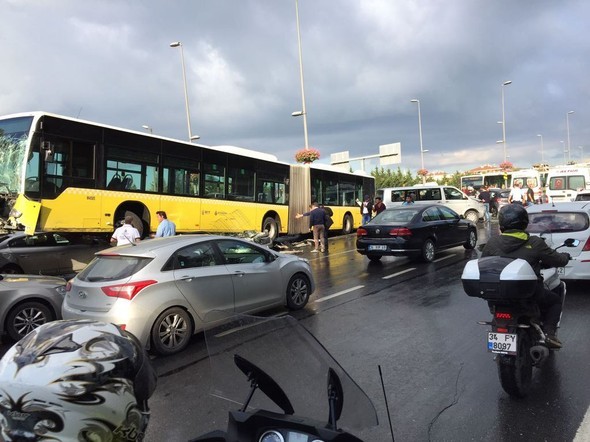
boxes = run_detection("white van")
[376,184,484,223]
[545,166,590,202]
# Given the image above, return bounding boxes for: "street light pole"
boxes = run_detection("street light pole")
[501,80,512,163]
[170,41,193,142]
[294,0,309,150]
[566,110,574,163]
[410,99,426,184]
[537,134,544,164]
[561,141,567,164]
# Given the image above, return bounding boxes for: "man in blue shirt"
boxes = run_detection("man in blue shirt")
[155,211,176,237]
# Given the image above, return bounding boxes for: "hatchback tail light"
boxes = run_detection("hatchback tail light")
[389,227,412,236]
[357,228,368,237]
[101,280,157,300]
[583,237,590,252]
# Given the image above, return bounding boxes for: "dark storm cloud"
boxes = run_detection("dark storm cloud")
[2,0,589,173]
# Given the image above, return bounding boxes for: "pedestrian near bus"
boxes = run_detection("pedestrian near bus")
[373,197,386,215]
[525,186,535,206]
[356,195,373,225]
[111,215,141,246]
[478,186,491,222]
[296,201,326,253]
[508,182,526,205]
[320,204,334,253]
[155,211,176,237]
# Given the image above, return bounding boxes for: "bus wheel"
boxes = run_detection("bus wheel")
[262,217,279,241]
[342,214,354,234]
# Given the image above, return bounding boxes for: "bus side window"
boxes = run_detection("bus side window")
[107,173,122,189]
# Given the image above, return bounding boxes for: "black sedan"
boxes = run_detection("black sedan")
[356,205,477,262]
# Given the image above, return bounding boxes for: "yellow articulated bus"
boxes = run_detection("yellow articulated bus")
[0,112,374,239]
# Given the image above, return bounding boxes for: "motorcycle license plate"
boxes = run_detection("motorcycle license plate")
[487,332,517,355]
[557,267,565,275]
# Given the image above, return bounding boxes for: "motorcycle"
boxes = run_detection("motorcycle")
[191,313,379,442]
[461,238,579,398]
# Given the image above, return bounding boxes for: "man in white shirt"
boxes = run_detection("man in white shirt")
[508,182,526,205]
[111,215,141,246]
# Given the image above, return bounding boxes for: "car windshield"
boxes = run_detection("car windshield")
[527,211,589,233]
[372,208,419,223]
[76,255,152,282]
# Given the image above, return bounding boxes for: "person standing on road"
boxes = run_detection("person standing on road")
[356,195,373,225]
[111,215,141,246]
[478,186,491,222]
[155,211,176,237]
[373,196,386,215]
[525,186,535,206]
[320,204,333,253]
[508,182,526,205]
[296,201,326,253]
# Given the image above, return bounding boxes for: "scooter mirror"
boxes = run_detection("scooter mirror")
[564,238,580,247]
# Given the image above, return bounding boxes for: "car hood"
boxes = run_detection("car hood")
[0,274,66,288]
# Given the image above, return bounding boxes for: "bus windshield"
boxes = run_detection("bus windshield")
[0,116,33,194]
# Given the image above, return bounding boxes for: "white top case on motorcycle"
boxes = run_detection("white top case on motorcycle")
[462,256,538,300]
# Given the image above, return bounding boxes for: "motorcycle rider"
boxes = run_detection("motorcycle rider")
[481,204,570,348]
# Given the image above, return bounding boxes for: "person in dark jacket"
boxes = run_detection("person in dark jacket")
[373,197,386,215]
[320,204,333,253]
[296,201,326,252]
[481,204,570,348]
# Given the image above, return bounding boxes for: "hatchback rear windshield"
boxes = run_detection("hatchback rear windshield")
[527,212,589,233]
[76,255,152,282]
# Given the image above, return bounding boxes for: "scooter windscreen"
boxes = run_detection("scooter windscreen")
[203,312,378,432]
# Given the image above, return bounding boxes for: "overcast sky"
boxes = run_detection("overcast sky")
[2,0,589,173]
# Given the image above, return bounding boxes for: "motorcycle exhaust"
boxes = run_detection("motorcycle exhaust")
[530,345,550,364]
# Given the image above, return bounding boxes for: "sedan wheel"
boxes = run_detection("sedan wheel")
[6,301,54,341]
[421,239,436,263]
[464,229,477,249]
[151,307,193,356]
[286,274,310,310]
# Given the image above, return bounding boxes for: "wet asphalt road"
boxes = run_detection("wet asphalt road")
[145,223,590,442]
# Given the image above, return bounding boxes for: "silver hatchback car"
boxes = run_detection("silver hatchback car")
[62,235,315,355]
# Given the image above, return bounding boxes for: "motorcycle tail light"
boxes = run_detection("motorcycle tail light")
[497,327,509,333]
[495,312,512,320]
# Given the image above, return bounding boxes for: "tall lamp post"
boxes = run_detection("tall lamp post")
[537,134,544,164]
[500,80,512,163]
[566,110,574,163]
[170,41,193,142]
[410,99,427,184]
[293,0,309,150]
[561,141,567,164]
[579,146,584,161]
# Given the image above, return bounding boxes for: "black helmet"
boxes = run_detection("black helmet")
[499,204,529,232]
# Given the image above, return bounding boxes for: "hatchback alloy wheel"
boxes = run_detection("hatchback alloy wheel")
[6,302,54,341]
[286,274,310,310]
[151,307,194,356]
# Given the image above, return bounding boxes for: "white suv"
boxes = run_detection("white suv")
[377,184,485,223]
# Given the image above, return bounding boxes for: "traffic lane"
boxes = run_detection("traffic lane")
[302,269,590,441]
[145,258,590,441]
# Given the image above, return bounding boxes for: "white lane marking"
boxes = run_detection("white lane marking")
[574,406,590,442]
[433,254,456,263]
[382,268,416,280]
[314,285,364,303]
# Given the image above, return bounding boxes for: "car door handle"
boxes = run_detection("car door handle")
[179,276,194,282]
[233,271,245,277]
